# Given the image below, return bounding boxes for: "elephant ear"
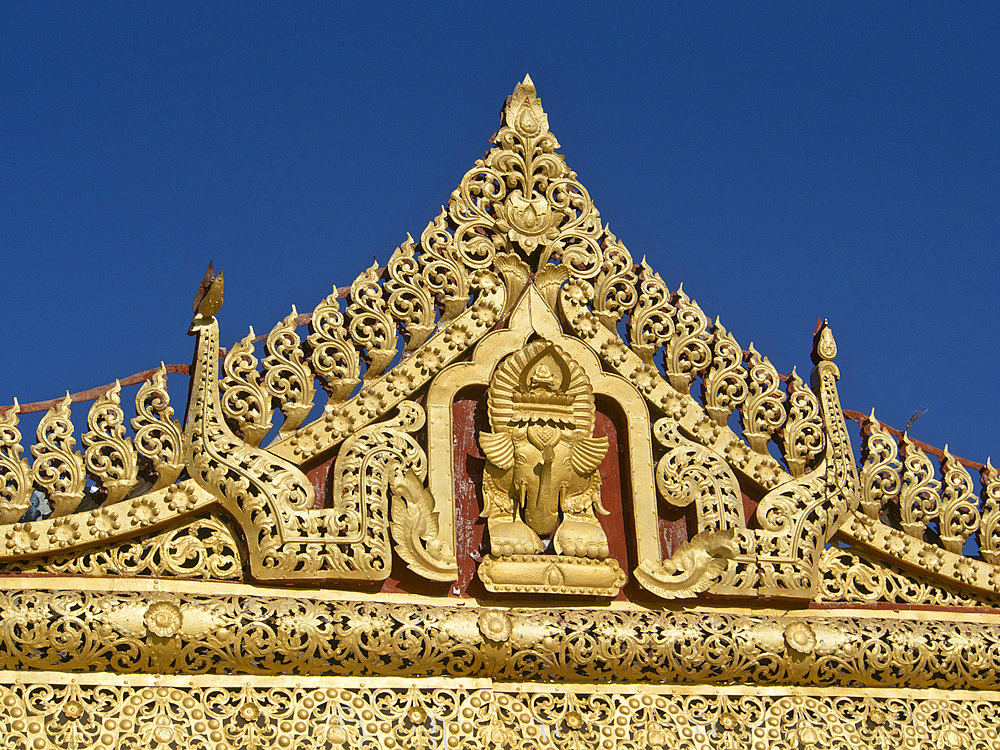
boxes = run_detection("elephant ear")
[572,436,609,476]
[479,431,515,471]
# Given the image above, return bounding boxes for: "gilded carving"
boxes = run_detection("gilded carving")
[898,435,940,539]
[261,308,316,434]
[307,289,361,405]
[0,515,242,579]
[817,543,1000,607]
[0,678,994,750]
[131,363,184,490]
[981,460,1000,564]
[2,79,996,611]
[739,345,786,454]
[780,367,824,477]
[321,400,429,577]
[272,268,504,463]
[220,328,274,445]
[346,261,398,382]
[478,339,625,595]
[425,287,657,591]
[701,321,747,425]
[0,586,996,691]
[81,380,139,504]
[840,511,1000,597]
[939,447,980,553]
[590,230,637,330]
[1,74,1000,747]
[533,263,570,311]
[30,393,85,518]
[492,250,531,316]
[0,400,31,524]
[2,77,1000,750]
[389,468,457,581]
[385,235,436,351]
[628,259,674,365]
[858,411,901,519]
[664,285,712,392]
[482,74,603,274]
[650,419,754,595]
[185,271,451,583]
[418,208,471,324]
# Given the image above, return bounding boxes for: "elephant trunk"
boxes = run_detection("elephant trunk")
[524,452,559,537]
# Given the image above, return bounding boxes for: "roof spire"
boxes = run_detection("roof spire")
[501,74,552,144]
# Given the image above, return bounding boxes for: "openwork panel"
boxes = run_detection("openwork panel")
[0,516,242,580]
[0,675,993,749]
[0,587,999,691]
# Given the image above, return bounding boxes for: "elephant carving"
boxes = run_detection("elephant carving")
[477,339,626,596]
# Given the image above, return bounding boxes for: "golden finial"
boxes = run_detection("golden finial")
[813,319,837,363]
[503,74,550,140]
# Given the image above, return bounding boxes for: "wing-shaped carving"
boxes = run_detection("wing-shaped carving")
[571,435,608,476]
[479,431,515,471]
[389,469,457,581]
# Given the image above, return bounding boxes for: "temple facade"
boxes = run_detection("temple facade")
[0,76,997,748]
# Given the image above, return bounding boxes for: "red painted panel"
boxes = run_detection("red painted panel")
[593,409,629,589]
[452,387,488,597]
[306,459,332,510]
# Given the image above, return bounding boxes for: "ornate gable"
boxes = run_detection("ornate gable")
[0,76,998,748]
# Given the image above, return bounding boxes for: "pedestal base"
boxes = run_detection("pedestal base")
[478,554,626,596]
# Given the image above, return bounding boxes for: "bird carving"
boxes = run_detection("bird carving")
[192,262,224,317]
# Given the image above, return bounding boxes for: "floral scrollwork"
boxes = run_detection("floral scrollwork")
[664,285,712,393]
[418,208,471,324]
[307,289,361,405]
[858,411,901,520]
[898,436,940,540]
[346,261,398,382]
[591,229,637,330]
[938,447,979,554]
[0,515,242,579]
[780,368,824,477]
[0,401,32,524]
[6,588,1000,691]
[816,544,1000,607]
[627,260,674,366]
[31,393,85,518]
[701,321,747,425]
[220,328,274,446]
[261,308,316,435]
[385,235,436,351]
[980,460,1000,565]
[81,380,139,504]
[740,345,786,454]
[131,364,184,491]
[0,679,993,750]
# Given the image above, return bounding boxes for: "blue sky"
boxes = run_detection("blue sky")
[2,3,999,464]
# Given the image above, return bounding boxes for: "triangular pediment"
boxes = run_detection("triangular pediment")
[3,75,1000,748]
[1,76,998,606]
